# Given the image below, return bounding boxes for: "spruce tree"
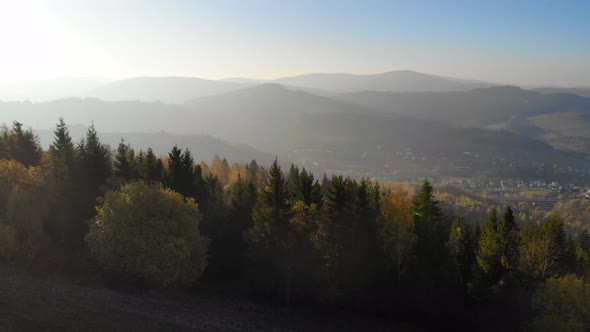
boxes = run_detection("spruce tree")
[49,117,75,180]
[47,118,78,248]
[449,217,477,283]
[245,159,293,304]
[74,124,112,245]
[412,180,448,271]
[113,139,134,181]
[145,148,163,183]
[498,206,519,270]
[7,121,42,167]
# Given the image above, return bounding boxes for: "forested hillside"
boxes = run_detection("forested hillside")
[0,119,589,331]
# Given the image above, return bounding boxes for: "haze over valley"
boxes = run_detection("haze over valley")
[1,1,590,331]
[3,70,590,183]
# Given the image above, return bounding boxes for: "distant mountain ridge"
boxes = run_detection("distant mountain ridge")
[34,126,273,164]
[1,84,587,178]
[86,76,251,104]
[4,71,590,104]
[274,70,493,93]
[336,86,590,127]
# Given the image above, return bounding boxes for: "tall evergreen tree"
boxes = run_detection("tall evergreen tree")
[477,207,503,282]
[46,118,79,249]
[167,145,194,197]
[145,148,163,183]
[542,212,574,275]
[498,206,519,271]
[49,117,75,180]
[74,124,112,245]
[113,139,135,181]
[7,121,42,167]
[412,180,448,271]
[245,159,294,304]
[449,217,477,284]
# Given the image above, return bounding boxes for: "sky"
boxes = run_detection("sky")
[0,0,589,86]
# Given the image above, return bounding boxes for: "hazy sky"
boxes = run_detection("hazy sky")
[1,0,589,86]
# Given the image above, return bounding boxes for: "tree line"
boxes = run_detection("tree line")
[0,119,589,331]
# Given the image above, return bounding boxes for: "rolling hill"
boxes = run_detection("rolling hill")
[0,78,106,102]
[86,76,250,104]
[2,85,587,178]
[274,70,492,93]
[34,125,273,164]
[336,86,590,127]
[336,86,590,154]
[534,87,590,98]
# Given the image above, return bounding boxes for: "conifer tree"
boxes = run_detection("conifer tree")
[167,145,191,196]
[245,159,294,304]
[7,121,42,167]
[46,118,78,248]
[145,148,163,183]
[134,150,148,180]
[542,212,574,275]
[74,124,112,245]
[113,139,135,181]
[477,207,502,280]
[498,206,519,270]
[412,180,448,271]
[449,217,477,283]
[49,117,75,180]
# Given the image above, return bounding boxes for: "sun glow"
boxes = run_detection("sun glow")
[0,0,108,81]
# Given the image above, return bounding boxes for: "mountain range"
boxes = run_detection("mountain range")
[2,70,590,178]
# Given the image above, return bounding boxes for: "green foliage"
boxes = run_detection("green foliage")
[477,208,502,278]
[48,117,75,181]
[498,206,519,270]
[552,199,590,234]
[1,122,42,167]
[574,230,590,276]
[86,181,209,287]
[412,180,448,272]
[207,175,256,278]
[449,217,477,284]
[531,275,590,332]
[166,146,196,197]
[113,139,136,182]
[0,160,52,263]
[477,206,520,284]
[245,159,294,303]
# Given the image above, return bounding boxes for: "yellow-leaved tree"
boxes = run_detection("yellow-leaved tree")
[86,181,209,287]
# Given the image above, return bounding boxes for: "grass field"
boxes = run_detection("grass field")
[0,266,420,332]
[528,112,590,153]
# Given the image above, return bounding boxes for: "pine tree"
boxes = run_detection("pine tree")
[213,175,257,277]
[145,148,163,183]
[477,207,502,281]
[7,121,42,167]
[49,117,75,180]
[113,139,135,181]
[245,159,293,304]
[46,118,78,248]
[449,217,477,284]
[73,124,112,245]
[498,206,519,270]
[135,150,148,180]
[412,180,448,271]
[542,212,574,275]
[166,145,192,196]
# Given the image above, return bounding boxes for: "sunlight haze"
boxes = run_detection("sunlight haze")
[0,0,588,86]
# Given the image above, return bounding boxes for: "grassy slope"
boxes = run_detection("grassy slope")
[0,266,420,332]
[527,112,590,153]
